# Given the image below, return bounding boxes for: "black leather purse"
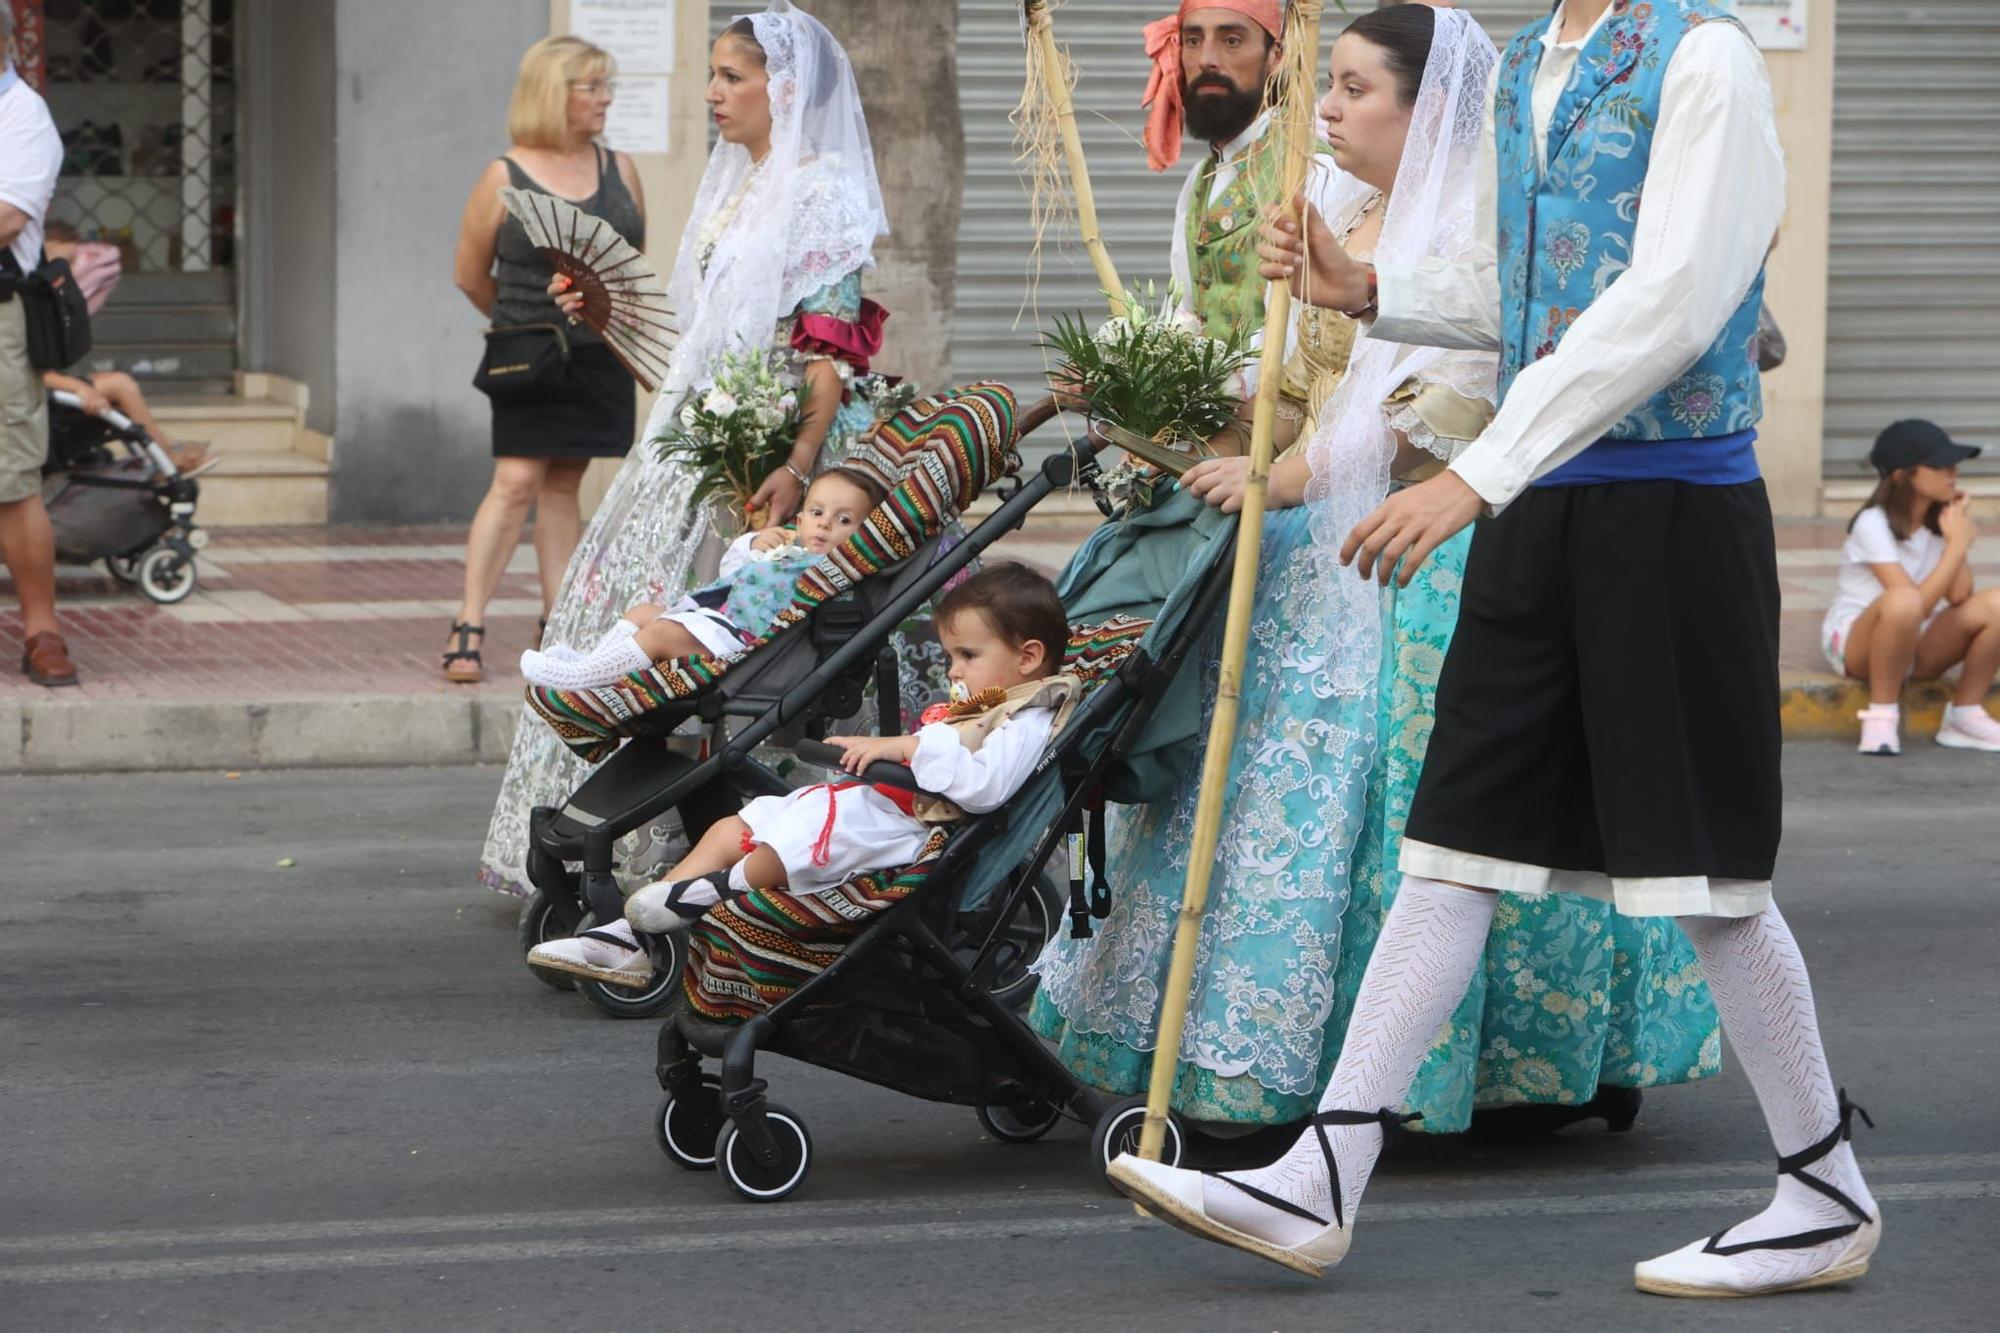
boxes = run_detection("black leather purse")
[473,322,570,402]
[0,251,93,371]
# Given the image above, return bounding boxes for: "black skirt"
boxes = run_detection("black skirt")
[1405,478,1784,884]
[490,341,636,460]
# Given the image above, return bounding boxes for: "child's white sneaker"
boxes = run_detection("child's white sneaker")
[1936,704,2000,752]
[1856,705,1900,756]
[525,918,654,987]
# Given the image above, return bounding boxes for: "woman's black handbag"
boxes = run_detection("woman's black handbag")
[0,252,94,371]
[473,322,570,403]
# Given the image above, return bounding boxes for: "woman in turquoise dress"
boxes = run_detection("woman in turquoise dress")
[1030,4,1718,1134]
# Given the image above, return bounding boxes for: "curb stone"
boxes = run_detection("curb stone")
[2,679,1992,774]
[1780,673,1996,740]
[4,693,522,774]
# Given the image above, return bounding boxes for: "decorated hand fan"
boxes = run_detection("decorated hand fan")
[499,186,678,392]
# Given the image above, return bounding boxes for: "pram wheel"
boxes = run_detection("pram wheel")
[654,1074,725,1171]
[717,1103,813,1202]
[1090,1096,1186,1182]
[516,889,582,992]
[959,867,1064,1011]
[105,551,142,584]
[570,912,684,1020]
[136,546,196,604]
[976,1099,1063,1144]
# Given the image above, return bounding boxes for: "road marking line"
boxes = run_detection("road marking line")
[1,1180,1990,1285]
[2,1153,1989,1257]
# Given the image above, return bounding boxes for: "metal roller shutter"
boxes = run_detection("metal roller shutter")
[952,0,1185,412]
[1827,1,2000,473]
[949,3,1548,418]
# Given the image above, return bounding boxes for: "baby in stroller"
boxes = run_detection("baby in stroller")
[519,467,886,691]
[528,562,1081,989]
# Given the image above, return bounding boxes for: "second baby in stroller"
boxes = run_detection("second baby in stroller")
[518,467,887,690]
[528,562,1080,990]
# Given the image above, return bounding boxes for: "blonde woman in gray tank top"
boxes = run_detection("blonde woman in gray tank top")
[445,35,647,684]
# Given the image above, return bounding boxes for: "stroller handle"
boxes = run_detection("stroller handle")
[47,388,139,435]
[794,738,924,796]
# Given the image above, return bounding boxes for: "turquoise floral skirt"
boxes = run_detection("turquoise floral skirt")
[1030,508,1720,1130]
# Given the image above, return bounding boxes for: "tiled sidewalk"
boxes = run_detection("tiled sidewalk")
[2,516,1994,765]
[0,518,1092,704]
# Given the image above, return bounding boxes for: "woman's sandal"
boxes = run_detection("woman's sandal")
[442,621,485,684]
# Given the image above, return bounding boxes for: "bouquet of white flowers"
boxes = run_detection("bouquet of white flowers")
[846,371,920,425]
[654,349,809,518]
[1041,285,1252,454]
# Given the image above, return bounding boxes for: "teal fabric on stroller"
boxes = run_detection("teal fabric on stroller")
[1056,486,1232,804]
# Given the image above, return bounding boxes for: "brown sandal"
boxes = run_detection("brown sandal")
[442,621,485,683]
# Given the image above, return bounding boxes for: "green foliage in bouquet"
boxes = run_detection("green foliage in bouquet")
[1040,287,1252,446]
[653,349,809,513]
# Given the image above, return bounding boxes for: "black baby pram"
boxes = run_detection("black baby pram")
[516,384,1063,1018]
[42,388,207,603]
[635,438,1246,1201]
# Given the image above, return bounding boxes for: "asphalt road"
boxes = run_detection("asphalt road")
[3,745,1996,1331]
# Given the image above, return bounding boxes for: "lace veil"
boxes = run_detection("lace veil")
[647,0,886,423]
[1301,6,1496,697]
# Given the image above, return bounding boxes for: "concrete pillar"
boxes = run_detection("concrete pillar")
[548,0,714,520]
[1754,0,1837,517]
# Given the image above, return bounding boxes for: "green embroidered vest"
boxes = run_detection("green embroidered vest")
[1184,134,1286,345]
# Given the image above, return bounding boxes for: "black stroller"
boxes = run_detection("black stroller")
[641,431,1246,1200]
[42,388,207,604]
[517,384,1064,1019]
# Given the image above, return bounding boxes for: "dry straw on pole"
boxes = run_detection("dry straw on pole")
[1016,0,1130,317]
[1134,0,1326,1165]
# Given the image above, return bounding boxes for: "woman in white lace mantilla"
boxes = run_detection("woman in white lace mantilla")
[1030,4,1721,1132]
[481,1,889,898]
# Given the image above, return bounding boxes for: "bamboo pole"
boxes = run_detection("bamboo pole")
[1022,0,1130,317]
[1135,0,1325,1165]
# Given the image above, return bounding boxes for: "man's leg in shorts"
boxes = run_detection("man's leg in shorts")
[1105,498,1587,1272]
[0,298,59,638]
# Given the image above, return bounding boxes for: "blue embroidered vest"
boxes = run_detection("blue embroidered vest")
[1495,1,1763,443]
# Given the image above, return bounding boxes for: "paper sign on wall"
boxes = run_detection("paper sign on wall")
[571,0,675,71]
[572,0,674,154]
[1724,0,1808,51]
[601,73,672,156]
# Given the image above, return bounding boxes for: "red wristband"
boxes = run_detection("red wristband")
[1339,266,1378,320]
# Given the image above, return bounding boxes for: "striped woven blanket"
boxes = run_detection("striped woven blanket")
[526,384,1019,763]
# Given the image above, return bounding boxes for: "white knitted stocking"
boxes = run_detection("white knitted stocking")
[1204,876,1495,1246]
[1673,904,1875,1286]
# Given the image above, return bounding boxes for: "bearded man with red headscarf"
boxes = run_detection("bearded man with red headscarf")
[1143,3,1297,405]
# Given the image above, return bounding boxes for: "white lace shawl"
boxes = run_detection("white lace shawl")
[1301,7,1498,697]
[646,0,886,432]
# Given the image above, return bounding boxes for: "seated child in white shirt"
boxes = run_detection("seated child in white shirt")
[1821,420,2000,756]
[519,467,885,690]
[527,562,1080,988]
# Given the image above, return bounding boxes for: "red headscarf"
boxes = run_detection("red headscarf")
[1143,1,1284,172]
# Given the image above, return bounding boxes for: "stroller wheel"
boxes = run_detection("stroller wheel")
[136,546,197,604]
[571,912,685,1020]
[516,889,582,993]
[956,866,1063,1012]
[105,552,142,584]
[1090,1096,1186,1182]
[977,1098,1063,1144]
[654,1074,725,1170]
[717,1104,813,1202]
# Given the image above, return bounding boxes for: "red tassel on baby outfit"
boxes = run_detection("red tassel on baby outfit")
[810,783,839,868]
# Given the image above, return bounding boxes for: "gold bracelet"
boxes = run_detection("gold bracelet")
[784,462,810,486]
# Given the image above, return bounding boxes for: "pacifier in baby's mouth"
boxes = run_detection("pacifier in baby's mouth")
[948,679,971,704]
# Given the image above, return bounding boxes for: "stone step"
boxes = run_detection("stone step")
[1824,475,2000,504]
[76,342,238,383]
[196,454,330,527]
[151,394,306,456]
